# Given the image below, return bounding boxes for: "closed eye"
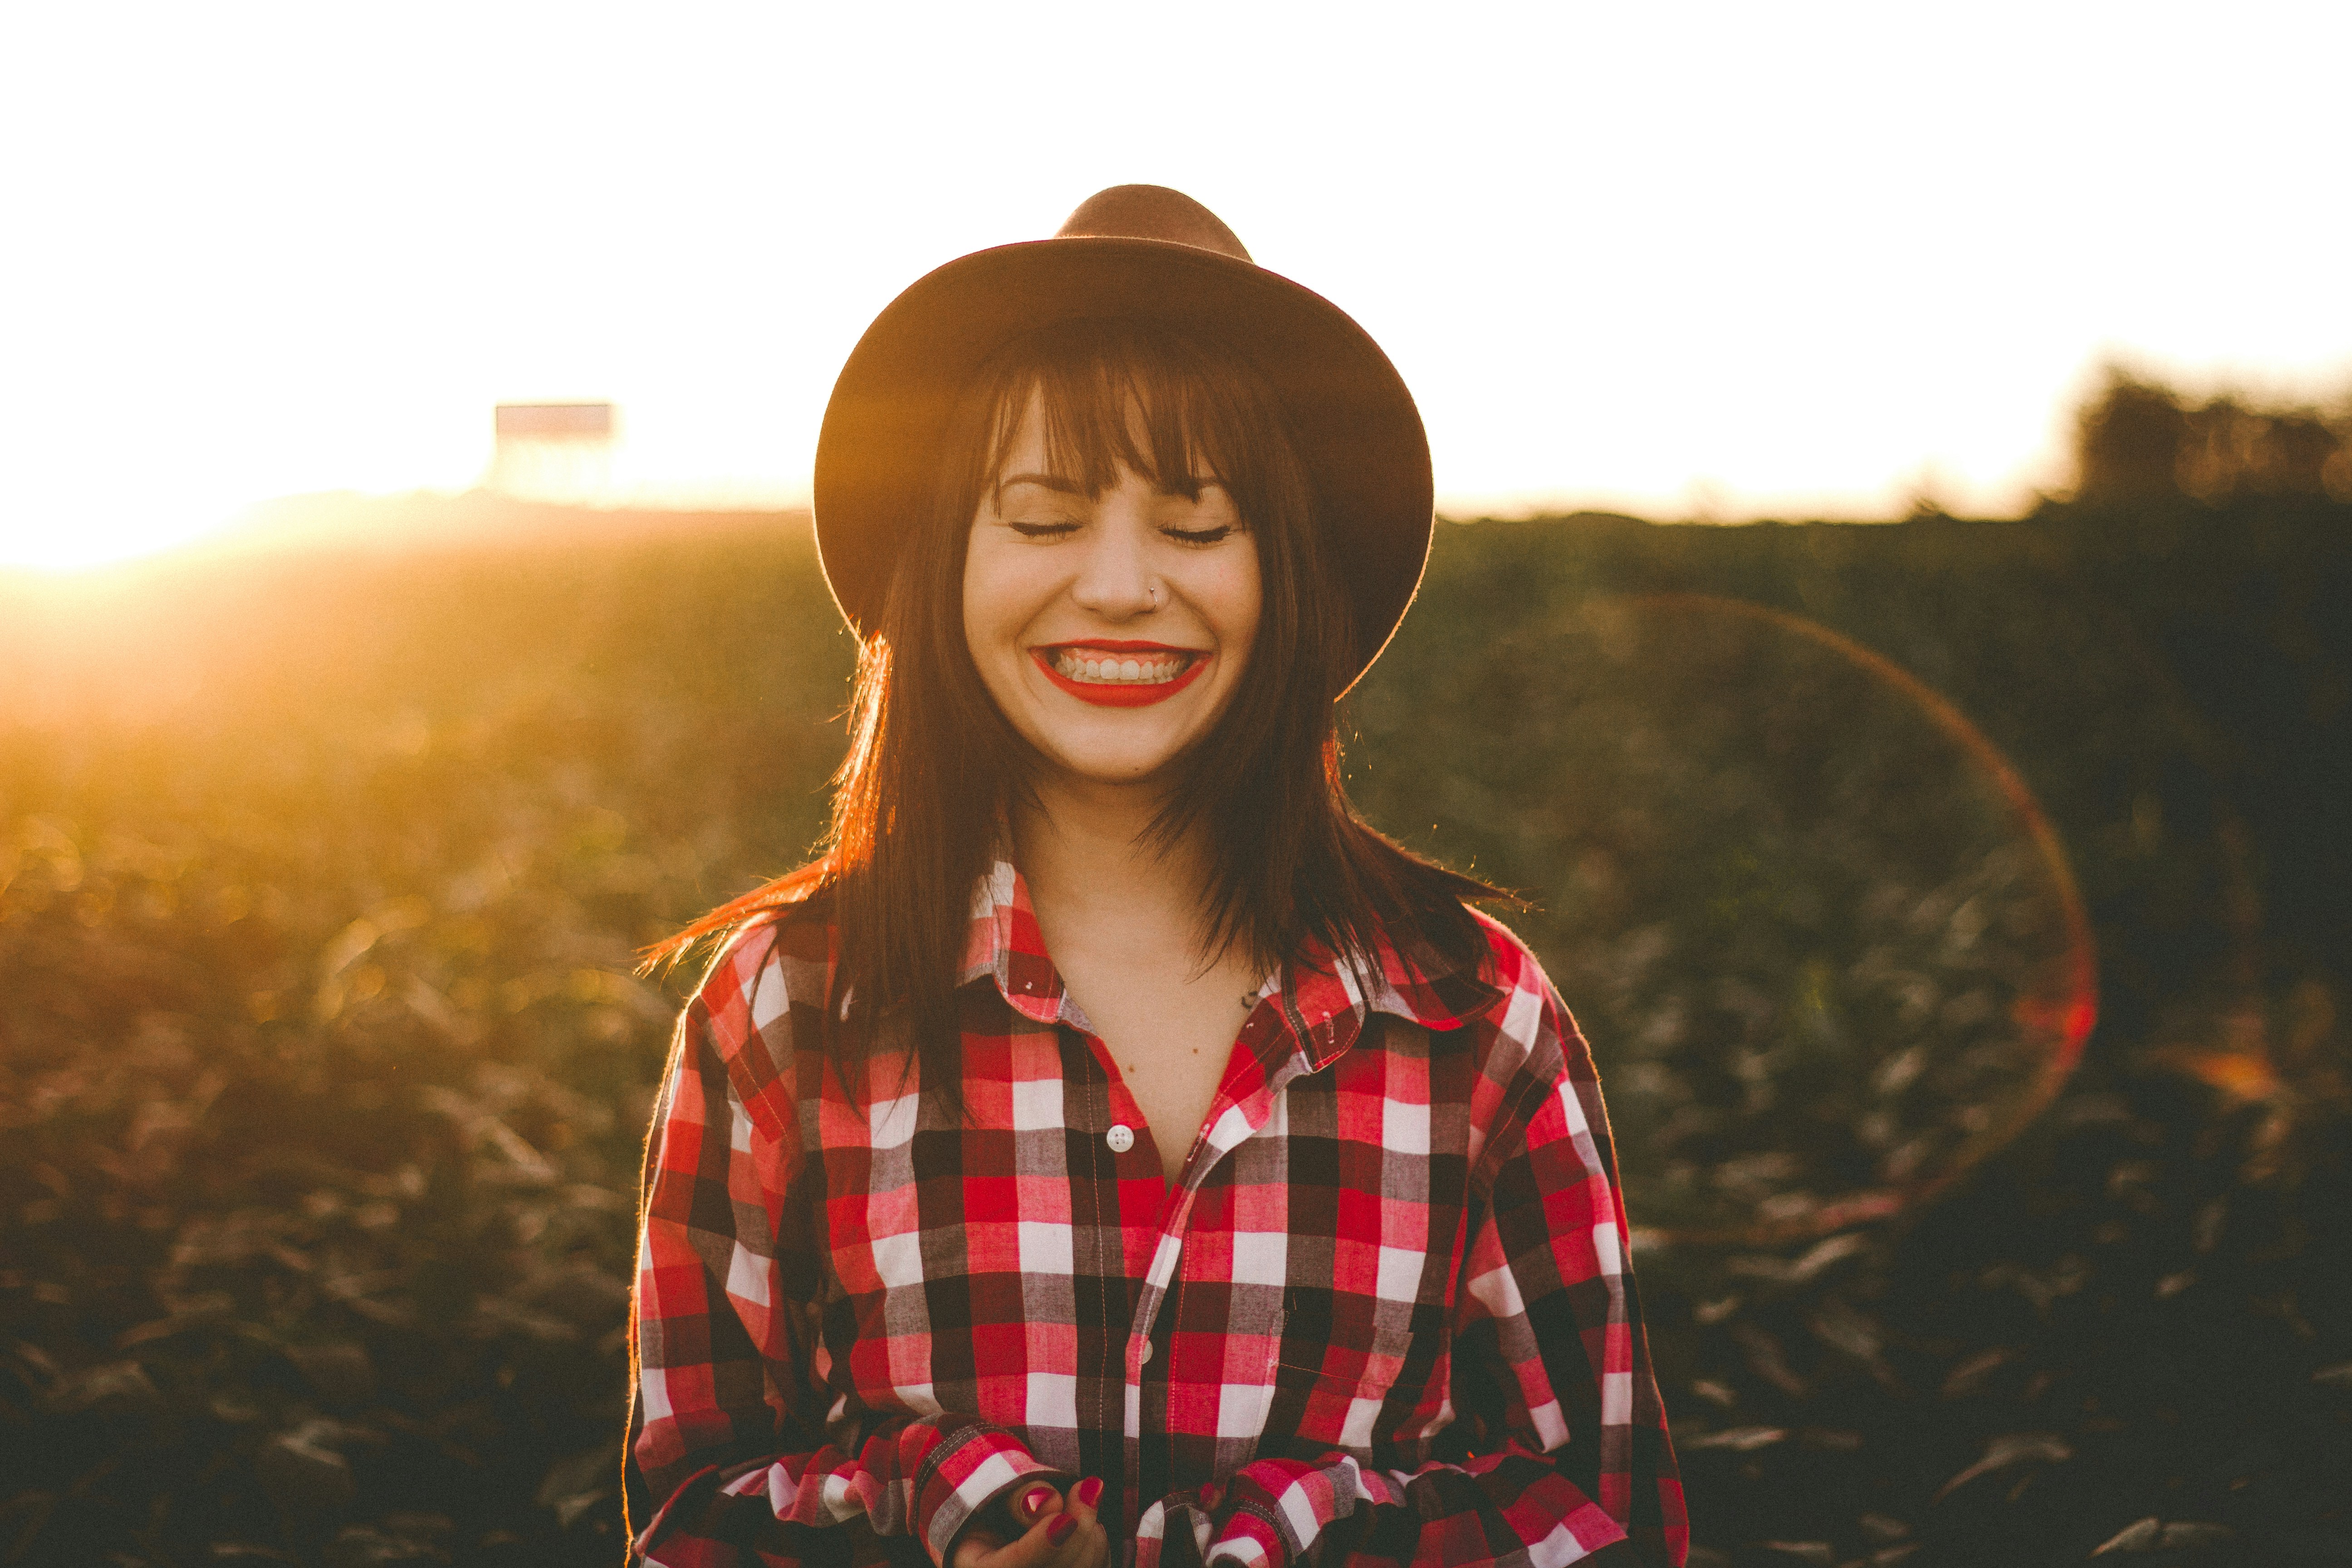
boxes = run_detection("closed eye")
[1163,524,1235,545]
[1008,519,1082,538]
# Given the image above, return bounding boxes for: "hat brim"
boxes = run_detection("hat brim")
[812,237,1433,692]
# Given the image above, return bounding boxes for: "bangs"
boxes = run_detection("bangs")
[975,320,1244,507]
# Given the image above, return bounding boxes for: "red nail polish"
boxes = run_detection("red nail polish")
[1048,1515,1077,1545]
[1021,1487,1055,1516]
[1075,1477,1104,1508]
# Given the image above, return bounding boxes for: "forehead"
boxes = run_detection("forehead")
[989,385,1186,461]
[983,376,1220,495]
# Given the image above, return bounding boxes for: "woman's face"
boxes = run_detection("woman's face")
[963,397,1262,791]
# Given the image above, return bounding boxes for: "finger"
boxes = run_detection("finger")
[1063,1485,1105,1568]
[1044,1479,1106,1568]
[1048,1516,1079,1548]
[971,1505,1083,1568]
[1040,1510,1109,1568]
[951,1527,1005,1568]
[1013,1482,1066,1529]
[952,1482,1057,1568]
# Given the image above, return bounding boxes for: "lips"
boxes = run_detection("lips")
[1031,642,1211,707]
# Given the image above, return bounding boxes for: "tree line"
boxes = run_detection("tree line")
[2073,366,2352,505]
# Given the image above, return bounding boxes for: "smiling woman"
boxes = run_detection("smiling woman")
[961,356,1265,779]
[627,187,1688,1568]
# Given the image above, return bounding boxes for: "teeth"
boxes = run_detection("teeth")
[1053,649,1194,684]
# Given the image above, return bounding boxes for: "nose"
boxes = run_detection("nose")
[1068,503,1157,621]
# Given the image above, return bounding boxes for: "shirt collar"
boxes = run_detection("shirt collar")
[957,857,1502,1063]
[959,858,1089,1029]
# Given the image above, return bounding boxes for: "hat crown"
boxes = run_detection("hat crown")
[1056,185,1252,264]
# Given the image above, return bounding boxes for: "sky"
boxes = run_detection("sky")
[2,1,2347,570]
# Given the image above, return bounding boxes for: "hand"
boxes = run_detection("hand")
[951,1475,1108,1568]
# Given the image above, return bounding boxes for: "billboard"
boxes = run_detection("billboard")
[494,403,615,439]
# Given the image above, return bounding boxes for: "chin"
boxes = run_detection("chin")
[1048,750,1185,788]
[995,675,1229,790]
[1022,723,1193,787]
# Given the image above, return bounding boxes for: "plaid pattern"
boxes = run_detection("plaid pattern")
[632,861,1687,1568]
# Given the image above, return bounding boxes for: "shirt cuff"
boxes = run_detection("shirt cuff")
[1203,1467,1300,1568]
[1203,1508,1287,1568]
[1132,1474,1297,1568]
[915,1424,1063,1568]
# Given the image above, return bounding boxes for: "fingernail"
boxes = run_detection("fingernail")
[1048,1516,1078,1545]
[1020,1487,1056,1516]
[1075,1477,1104,1508]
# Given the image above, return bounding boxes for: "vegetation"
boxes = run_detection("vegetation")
[2072,368,2352,506]
[3,482,2347,1566]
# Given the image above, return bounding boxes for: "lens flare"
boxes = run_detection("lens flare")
[1447,592,2097,1246]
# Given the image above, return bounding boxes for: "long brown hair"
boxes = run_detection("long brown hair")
[647,318,1502,1100]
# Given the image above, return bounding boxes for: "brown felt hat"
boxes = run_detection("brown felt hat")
[811,184,1434,693]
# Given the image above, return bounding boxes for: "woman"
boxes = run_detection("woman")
[628,186,1687,1568]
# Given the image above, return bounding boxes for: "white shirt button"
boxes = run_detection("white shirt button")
[1105,1124,1136,1154]
[1138,1340,1154,1365]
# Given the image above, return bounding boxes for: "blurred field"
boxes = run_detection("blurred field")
[3,498,2348,1567]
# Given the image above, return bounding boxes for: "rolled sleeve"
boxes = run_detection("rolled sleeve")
[632,928,1060,1565]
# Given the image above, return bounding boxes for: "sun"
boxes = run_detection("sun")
[0,496,241,574]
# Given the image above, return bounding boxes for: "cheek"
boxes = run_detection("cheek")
[961,536,1015,663]
[959,549,986,664]
[962,538,1057,700]
[1221,553,1265,657]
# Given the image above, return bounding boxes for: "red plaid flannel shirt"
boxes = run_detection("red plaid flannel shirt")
[631,861,1687,1568]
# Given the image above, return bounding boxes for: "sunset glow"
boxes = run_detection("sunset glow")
[3,1,2346,570]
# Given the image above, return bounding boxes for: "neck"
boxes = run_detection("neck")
[1011,773,1218,957]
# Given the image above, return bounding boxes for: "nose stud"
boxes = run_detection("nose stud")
[1146,582,1163,610]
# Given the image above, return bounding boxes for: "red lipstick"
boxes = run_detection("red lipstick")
[1031,643,1211,707]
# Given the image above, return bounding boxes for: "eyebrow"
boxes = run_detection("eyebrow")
[995,471,1086,495]
[995,471,1230,499]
